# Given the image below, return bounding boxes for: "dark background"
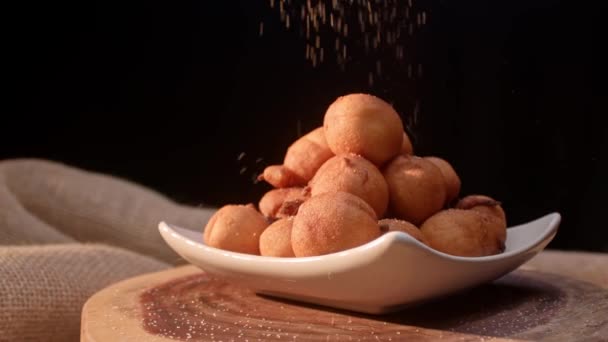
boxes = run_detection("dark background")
[3,1,605,252]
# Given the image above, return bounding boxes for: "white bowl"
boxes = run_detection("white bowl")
[158,212,560,314]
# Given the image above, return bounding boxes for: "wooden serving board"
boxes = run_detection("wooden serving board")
[81,251,608,342]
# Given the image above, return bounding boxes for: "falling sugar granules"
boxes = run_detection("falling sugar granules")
[261,0,428,86]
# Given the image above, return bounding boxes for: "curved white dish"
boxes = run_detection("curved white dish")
[158,212,560,314]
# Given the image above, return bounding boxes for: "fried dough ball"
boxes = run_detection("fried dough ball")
[259,217,295,257]
[310,154,389,217]
[203,204,268,255]
[378,218,428,245]
[258,187,310,219]
[424,156,461,204]
[292,192,381,257]
[284,127,333,181]
[259,165,303,189]
[420,209,505,257]
[383,155,447,225]
[401,132,414,155]
[324,93,404,166]
[260,127,333,188]
[456,195,506,223]
[456,194,507,246]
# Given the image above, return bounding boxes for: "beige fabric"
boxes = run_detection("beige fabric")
[0,158,217,341]
[0,159,215,263]
[0,244,169,342]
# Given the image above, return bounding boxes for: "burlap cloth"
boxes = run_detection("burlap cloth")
[0,159,215,341]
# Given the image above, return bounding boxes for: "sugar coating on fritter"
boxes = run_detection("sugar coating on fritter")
[292,192,380,257]
[324,93,403,166]
[284,127,334,181]
[259,217,295,257]
[204,204,268,255]
[420,209,505,257]
[260,127,333,188]
[310,153,389,217]
[424,156,461,204]
[378,218,428,245]
[383,155,447,225]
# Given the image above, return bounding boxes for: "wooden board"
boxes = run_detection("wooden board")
[81,251,608,342]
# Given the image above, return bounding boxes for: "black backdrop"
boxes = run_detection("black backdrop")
[3,1,605,252]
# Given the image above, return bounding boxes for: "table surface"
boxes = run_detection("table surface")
[81,250,608,342]
[519,249,608,289]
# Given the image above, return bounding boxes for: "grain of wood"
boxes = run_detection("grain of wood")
[81,251,608,342]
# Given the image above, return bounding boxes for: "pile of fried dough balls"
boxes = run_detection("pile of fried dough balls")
[203,93,507,258]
